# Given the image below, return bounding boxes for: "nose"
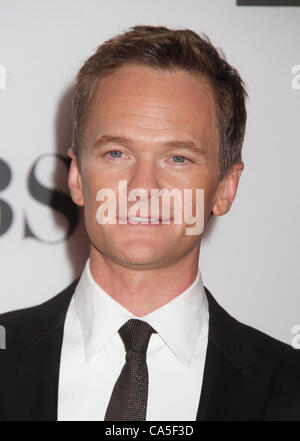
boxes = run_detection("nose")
[127,157,161,199]
[124,158,168,218]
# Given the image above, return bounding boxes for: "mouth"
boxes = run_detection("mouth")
[117,216,172,224]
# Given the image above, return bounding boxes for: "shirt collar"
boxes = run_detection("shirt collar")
[74,258,208,367]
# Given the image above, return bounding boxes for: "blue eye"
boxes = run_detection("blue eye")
[108,150,123,158]
[172,155,187,163]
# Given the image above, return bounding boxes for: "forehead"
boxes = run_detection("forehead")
[86,64,218,146]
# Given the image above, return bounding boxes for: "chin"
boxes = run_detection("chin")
[111,242,169,267]
[122,246,163,263]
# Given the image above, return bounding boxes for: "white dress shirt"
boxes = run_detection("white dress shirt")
[57,258,209,421]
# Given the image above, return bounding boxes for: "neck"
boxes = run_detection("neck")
[89,245,201,317]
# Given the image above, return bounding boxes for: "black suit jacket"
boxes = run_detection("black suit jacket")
[0,278,300,421]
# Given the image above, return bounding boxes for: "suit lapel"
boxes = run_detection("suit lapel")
[196,288,279,421]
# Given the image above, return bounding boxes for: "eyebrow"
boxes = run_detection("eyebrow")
[92,135,206,156]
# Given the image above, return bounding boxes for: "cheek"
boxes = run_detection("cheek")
[82,178,95,206]
[188,174,219,218]
[82,171,122,225]
[81,174,103,220]
[82,163,104,195]
[203,180,219,216]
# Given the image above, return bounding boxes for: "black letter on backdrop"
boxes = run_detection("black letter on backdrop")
[0,158,13,236]
[24,153,79,243]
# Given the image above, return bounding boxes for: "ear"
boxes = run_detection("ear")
[212,162,244,216]
[67,147,84,206]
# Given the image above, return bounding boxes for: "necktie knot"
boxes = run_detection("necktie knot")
[118,319,157,356]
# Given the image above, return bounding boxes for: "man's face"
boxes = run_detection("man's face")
[69,64,242,270]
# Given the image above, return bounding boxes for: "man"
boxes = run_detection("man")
[0,25,299,421]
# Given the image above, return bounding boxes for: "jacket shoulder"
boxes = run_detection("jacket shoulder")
[205,287,300,419]
[205,286,298,361]
[242,320,300,420]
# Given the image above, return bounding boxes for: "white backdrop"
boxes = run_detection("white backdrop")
[0,0,299,346]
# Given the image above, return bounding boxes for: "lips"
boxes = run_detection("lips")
[117,216,171,222]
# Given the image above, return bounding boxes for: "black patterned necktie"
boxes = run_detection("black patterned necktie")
[104,319,157,421]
